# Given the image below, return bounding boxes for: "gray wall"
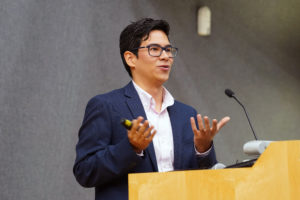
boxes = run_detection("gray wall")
[0,0,299,199]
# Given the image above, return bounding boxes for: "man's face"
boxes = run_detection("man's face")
[131,30,174,87]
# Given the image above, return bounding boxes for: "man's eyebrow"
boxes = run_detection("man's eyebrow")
[147,43,172,47]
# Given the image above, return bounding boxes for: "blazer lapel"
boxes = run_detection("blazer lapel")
[168,103,183,170]
[124,82,158,171]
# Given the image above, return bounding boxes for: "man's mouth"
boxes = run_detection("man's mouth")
[158,65,170,70]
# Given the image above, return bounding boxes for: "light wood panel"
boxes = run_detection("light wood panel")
[129,141,300,200]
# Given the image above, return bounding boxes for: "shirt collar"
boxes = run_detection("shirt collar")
[132,81,174,113]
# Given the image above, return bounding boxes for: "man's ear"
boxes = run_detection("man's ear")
[124,51,137,69]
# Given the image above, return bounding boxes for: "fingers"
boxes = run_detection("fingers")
[191,114,230,135]
[217,116,230,131]
[204,116,210,132]
[211,119,217,134]
[191,114,211,135]
[192,114,230,153]
[195,114,211,133]
[127,116,156,152]
[130,117,143,132]
[190,117,198,134]
[132,118,153,137]
[197,114,204,132]
[137,120,149,134]
[147,129,157,141]
[143,124,154,138]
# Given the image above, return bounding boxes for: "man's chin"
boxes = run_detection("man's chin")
[156,75,169,84]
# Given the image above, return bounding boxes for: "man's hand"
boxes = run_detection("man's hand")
[128,116,156,154]
[190,114,230,153]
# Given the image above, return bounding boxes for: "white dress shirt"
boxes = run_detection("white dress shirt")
[132,81,211,172]
[133,81,175,172]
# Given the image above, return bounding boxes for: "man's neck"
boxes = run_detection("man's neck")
[132,79,164,112]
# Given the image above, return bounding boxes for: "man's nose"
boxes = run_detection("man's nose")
[159,49,169,60]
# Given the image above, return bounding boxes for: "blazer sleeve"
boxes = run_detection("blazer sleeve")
[196,144,217,169]
[73,97,143,188]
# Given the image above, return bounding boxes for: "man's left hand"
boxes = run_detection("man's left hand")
[190,114,230,153]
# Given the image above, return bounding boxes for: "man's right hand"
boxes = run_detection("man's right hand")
[127,116,156,154]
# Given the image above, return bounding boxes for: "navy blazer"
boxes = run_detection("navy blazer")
[73,82,217,200]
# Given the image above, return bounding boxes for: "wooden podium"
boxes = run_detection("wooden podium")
[128,140,300,200]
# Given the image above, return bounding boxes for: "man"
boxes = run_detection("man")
[73,18,230,200]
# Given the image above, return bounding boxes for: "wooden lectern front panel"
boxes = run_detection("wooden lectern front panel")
[129,141,300,200]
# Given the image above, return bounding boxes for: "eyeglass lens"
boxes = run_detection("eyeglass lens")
[148,45,177,58]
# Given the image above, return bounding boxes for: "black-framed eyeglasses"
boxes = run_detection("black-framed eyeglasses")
[132,44,178,58]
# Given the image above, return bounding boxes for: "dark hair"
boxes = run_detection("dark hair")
[119,18,170,77]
